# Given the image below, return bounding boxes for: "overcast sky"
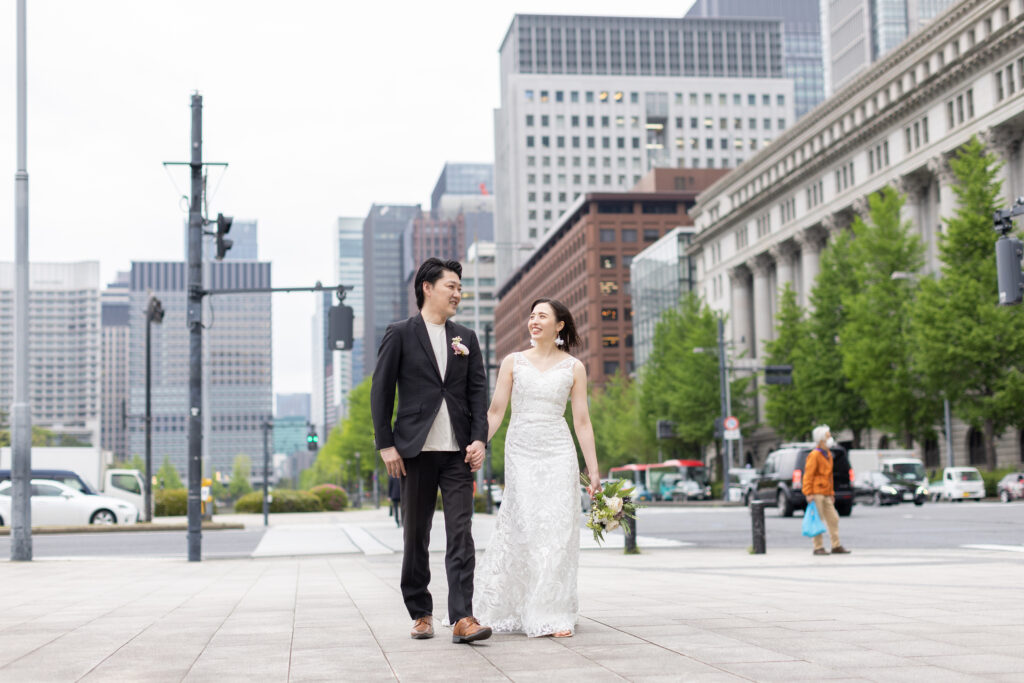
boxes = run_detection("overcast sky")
[0,0,695,394]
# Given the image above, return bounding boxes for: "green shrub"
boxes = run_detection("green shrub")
[473,493,487,513]
[310,484,349,511]
[234,489,323,513]
[155,489,187,516]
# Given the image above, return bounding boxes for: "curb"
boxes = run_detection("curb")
[0,522,244,535]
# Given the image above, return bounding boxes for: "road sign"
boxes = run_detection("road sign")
[724,416,740,441]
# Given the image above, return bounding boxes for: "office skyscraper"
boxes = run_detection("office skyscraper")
[101,271,131,459]
[128,260,272,479]
[494,13,794,285]
[828,0,958,92]
[362,204,421,375]
[0,262,101,446]
[335,217,365,417]
[686,0,825,118]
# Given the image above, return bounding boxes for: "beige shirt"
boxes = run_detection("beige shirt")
[421,320,458,451]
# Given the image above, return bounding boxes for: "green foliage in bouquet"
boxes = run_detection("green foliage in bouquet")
[581,475,639,545]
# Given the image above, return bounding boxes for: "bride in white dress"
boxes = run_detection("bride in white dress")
[474,298,601,638]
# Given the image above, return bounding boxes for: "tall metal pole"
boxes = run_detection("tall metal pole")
[943,398,954,468]
[11,0,32,561]
[262,421,270,527]
[483,323,494,514]
[186,94,204,561]
[145,310,153,523]
[717,317,730,502]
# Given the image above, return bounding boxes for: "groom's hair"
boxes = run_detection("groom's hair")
[414,258,463,309]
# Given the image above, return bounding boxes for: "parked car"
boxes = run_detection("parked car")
[0,468,97,495]
[750,443,855,517]
[0,479,139,526]
[930,467,985,502]
[728,468,758,504]
[996,472,1024,503]
[854,471,907,506]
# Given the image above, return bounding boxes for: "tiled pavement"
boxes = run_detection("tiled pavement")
[1,539,1021,681]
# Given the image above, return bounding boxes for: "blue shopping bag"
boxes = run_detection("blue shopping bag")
[802,501,826,537]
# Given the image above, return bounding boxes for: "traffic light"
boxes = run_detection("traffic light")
[996,234,1023,305]
[215,213,233,260]
[764,365,793,385]
[328,303,354,350]
[306,428,319,451]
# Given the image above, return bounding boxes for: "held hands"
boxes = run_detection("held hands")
[379,447,406,478]
[465,440,486,472]
[586,470,601,497]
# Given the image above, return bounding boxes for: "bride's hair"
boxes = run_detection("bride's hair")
[530,298,581,353]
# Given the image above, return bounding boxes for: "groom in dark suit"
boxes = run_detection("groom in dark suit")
[370,258,492,644]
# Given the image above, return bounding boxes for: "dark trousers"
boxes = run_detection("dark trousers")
[400,450,475,623]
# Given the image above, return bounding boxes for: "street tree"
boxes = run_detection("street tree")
[228,455,253,499]
[841,186,937,446]
[800,229,872,446]
[912,138,1024,468]
[590,371,651,471]
[764,284,813,440]
[156,457,183,490]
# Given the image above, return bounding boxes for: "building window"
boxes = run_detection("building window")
[603,361,620,376]
[601,308,618,321]
[526,114,534,126]
[525,89,534,101]
[621,229,637,242]
[599,229,616,242]
[600,255,616,269]
[526,136,535,148]
[599,281,619,295]
[602,335,620,347]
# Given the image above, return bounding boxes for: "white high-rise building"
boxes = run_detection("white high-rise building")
[494,13,795,285]
[334,217,364,419]
[100,271,131,459]
[827,0,959,94]
[0,262,101,446]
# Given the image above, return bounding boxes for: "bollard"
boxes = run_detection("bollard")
[623,517,638,554]
[750,500,766,554]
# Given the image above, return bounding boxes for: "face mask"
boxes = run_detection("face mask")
[826,437,835,448]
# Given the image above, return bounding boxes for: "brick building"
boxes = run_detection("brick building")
[495,168,726,387]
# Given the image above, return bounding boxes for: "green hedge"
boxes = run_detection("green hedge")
[310,484,349,511]
[154,489,187,516]
[235,489,323,513]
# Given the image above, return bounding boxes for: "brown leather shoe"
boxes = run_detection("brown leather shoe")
[831,545,851,554]
[813,548,828,555]
[410,616,434,639]
[452,616,492,644]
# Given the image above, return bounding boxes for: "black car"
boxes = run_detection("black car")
[854,471,908,506]
[751,443,854,517]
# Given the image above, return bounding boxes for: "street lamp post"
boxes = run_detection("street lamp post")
[354,452,362,508]
[261,420,272,527]
[144,296,164,523]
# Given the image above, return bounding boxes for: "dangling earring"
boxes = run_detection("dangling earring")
[555,336,564,347]
[529,338,537,347]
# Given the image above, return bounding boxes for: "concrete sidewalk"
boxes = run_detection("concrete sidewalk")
[1,545,1022,682]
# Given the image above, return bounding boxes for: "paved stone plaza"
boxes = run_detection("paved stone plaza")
[1,516,1021,682]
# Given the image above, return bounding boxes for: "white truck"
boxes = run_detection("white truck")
[929,467,986,501]
[0,447,146,516]
[849,449,927,482]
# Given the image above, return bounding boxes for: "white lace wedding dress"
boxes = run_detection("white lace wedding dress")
[474,352,581,637]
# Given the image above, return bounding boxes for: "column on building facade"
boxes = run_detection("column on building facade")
[750,253,773,360]
[795,227,825,309]
[983,126,1023,206]
[728,265,754,358]
[896,174,931,268]
[929,154,956,240]
[770,240,797,295]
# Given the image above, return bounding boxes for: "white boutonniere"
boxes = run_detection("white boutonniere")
[451,336,469,357]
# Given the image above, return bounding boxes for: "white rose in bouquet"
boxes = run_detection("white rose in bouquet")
[605,518,620,532]
[606,496,623,515]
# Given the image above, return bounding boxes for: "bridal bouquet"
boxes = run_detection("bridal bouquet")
[581,475,639,545]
